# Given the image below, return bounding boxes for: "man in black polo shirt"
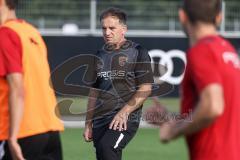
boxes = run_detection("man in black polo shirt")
[83,7,153,160]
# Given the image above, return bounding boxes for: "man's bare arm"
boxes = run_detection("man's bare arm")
[109,83,152,131]
[160,84,224,142]
[7,73,25,160]
[83,88,99,142]
[85,88,99,126]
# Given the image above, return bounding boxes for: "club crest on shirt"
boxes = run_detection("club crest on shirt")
[119,56,128,67]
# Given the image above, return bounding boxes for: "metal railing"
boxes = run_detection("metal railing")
[16,0,240,37]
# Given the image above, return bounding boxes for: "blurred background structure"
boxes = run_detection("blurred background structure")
[17,0,240,37]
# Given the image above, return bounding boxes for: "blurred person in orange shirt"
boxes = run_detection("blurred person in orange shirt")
[0,0,64,159]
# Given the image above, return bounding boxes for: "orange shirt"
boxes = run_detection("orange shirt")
[0,20,64,140]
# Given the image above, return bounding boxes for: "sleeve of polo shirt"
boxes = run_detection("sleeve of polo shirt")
[0,27,22,77]
[135,46,154,86]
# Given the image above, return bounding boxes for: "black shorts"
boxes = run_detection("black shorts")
[93,120,140,160]
[0,131,62,160]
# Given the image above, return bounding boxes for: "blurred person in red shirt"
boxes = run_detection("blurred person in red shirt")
[146,0,240,159]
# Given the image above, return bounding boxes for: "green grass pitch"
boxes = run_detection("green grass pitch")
[59,97,189,160]
[61,128,188,160]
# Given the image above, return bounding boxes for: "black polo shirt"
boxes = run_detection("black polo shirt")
[91,40,153,128]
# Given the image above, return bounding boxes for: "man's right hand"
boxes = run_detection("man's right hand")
[83,124,93,142]
[8,139,25,160]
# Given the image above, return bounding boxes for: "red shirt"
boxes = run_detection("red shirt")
[0,26,22,76]
[181,35,240,160]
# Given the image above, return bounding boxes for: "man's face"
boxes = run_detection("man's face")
[101,16,127,44]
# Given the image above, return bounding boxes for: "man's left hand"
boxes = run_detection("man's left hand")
[109,110,129,131]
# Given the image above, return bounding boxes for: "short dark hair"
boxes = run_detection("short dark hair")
[100,7,127,25]
[182,0,221,24]
[5,0,18,9]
